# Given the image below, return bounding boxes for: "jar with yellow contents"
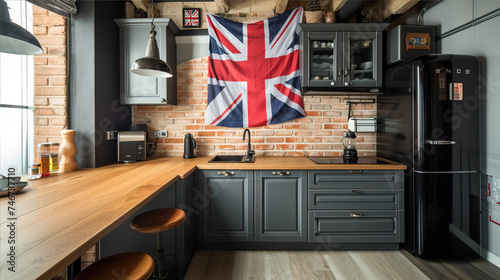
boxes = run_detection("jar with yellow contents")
[37,143,51,177]
[50,142,60,173]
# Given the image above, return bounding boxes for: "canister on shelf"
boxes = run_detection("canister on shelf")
[37,143,50,177]
[50,142,60,173]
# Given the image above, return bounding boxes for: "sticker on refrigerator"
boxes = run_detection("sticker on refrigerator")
[406,33,431,51]
[449,83,463,100]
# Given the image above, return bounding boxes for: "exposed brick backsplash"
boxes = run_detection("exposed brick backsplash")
[132,57,377,157]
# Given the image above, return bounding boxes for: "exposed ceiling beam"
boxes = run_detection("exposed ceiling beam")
[369,0,421,20]
[275,0,289,14]
[131,0,149,13]
[332,0,349,12]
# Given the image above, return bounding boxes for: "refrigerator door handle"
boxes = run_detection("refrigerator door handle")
[425,140,456,145]
[413,169,479,174]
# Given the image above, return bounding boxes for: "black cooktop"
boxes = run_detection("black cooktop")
[307,157,389,164]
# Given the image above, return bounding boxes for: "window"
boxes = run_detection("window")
[0,0,35,176]
[0,0,68,177]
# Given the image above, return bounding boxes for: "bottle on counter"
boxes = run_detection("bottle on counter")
[50,142,60,173]
[37,143,51,177]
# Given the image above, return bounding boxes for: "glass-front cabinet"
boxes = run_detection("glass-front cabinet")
[299,23,388,91]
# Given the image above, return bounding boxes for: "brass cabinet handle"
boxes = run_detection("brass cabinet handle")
[217,171,235,176]
[272,171,290,176]
[351,190,363,194]
[350,213,363,217]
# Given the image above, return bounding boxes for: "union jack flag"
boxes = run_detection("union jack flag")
[206,8,305,128]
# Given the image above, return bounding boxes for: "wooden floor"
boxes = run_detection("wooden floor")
[184,250,500,280]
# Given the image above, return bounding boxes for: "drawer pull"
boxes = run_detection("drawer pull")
[351,190,363,194]
[350,213,363,217]
[350,170,362,173]
[272,171,290,176]
[217,171,235,176]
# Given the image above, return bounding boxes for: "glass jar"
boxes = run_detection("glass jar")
[37,143,51,177]
[50,142,60,173]
[28,163,42,179]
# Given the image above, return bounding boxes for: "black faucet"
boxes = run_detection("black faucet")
[243,128,255,162]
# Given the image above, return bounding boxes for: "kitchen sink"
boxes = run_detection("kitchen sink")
[208,155,254,163]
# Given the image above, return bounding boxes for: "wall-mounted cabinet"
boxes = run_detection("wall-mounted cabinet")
[115,18,179,105]
[299,23,388,94]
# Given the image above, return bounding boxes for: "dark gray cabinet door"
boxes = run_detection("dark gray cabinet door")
[255,171,307,242]
[299,23,388,90]
[199,170,254,242]
[175,173,196,278]
[308,210,404,243]
[115,18,178,105]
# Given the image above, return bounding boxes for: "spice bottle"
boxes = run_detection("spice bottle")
[50,142,60,173]
[28,163,42,179]
[37,143,51,177]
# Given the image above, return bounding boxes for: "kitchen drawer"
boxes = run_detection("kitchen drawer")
[308,189,403,210]
[308,210,404,243]
[308,170,400,189]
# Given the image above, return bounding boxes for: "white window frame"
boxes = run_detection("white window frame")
[0,0,35,176]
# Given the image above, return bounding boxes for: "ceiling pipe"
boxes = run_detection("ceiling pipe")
[417,0,442,25]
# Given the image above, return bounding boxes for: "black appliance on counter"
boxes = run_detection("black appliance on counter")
[183,133,196,159]
[377,54,481,259]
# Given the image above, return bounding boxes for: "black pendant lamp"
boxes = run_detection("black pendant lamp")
[130,0,172,78]
[0,0,43,55]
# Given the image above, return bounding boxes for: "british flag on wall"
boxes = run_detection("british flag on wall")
[183,8,200,27]
[205,8,305,128]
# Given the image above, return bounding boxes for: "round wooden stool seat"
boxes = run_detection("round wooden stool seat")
[130,208,186,234]
[75,252,154,280]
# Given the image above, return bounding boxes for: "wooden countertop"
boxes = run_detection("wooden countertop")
[0,156,405,279]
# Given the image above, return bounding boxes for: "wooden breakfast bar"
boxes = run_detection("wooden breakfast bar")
[0,156,405,279]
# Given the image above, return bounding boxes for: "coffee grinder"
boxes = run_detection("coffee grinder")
[342,130,358,164]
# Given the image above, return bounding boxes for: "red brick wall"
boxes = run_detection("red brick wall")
[132,57,377,157]
[32,7,67,150]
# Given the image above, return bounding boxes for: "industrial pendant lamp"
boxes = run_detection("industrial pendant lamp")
[130,0,172,78]
[0,0,43,55]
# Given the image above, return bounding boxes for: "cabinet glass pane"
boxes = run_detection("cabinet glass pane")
[310,40,334,81]
[349,39,374,82]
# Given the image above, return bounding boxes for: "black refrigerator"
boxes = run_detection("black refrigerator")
[377,54,481,259]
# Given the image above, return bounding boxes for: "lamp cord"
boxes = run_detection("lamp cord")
[150,0,155,30]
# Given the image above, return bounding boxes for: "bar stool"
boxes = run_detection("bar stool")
[130,208,186,279]
[75,252,154,280]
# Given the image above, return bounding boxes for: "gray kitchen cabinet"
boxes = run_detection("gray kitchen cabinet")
[299,23,388,91]
[115,18,178,105]
[198,170,254,242]
[255,171,307,242]
[308,170,404,243]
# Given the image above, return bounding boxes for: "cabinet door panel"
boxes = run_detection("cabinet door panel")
[308,210,404,243]
[116,18,177,105]
[199,170,253,242]
[303,32,340,87]
[308,189,403,210]
[308,170,401,189]
[255,170,307,242]
[344,31,381,88]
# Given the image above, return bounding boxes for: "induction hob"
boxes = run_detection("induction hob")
[307,157,388,164]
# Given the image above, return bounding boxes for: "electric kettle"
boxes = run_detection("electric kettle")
[183,133,196,158]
